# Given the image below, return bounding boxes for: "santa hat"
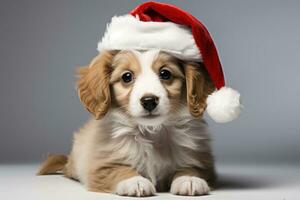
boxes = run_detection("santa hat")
[97,2,241,123]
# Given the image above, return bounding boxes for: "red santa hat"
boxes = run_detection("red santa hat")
[97,2,241,123]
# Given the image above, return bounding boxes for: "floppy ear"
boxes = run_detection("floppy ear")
[184,62,215,118]
[76,51,114,119]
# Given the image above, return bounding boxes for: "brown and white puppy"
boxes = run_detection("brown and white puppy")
[38,49,216,196]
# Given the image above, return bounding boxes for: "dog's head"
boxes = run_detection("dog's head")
[77,50,214,126]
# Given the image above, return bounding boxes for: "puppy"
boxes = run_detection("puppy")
[38,49,216,196]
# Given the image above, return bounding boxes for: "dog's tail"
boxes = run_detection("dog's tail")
[37,154,68,175]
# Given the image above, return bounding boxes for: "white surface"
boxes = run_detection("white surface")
[0,163,299,200]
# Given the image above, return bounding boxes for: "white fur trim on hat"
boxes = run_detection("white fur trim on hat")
[206,87,241,123]
[97,15,202,61]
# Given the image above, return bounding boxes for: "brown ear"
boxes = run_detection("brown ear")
[76,51,114,119]
[184,62,215,118]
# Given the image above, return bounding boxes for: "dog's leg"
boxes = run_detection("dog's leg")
[87,164,156,197]
[170,168,212,196]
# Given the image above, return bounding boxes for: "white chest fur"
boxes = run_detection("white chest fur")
[107,111,211,185]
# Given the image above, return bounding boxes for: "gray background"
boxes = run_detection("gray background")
[1,0,299,164]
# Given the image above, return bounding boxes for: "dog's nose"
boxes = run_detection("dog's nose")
[140,95,159,112]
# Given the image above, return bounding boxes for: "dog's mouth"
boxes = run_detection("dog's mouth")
[141,113,160,119]
[134,113,166,126]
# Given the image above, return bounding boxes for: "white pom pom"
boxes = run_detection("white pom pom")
[206,87,241,123]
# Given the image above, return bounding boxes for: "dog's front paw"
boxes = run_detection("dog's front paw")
[170,176,210,196]
[114,176,156,197]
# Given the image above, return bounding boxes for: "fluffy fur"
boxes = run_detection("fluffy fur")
[38,49,216,197]
[98,15,202,61]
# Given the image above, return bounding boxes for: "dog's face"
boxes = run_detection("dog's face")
[110,50,185,126]
[77,50,214,126]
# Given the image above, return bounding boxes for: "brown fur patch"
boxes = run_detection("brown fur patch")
[152,52,185,110]
[152,52,184,79]
[184,62,215,118]
[87,164,139,193]
[110,50,141,83]
[37,154,68,175]
[76,51,115,119]
[109,51,141,112]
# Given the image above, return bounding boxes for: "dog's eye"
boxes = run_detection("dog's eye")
[159,69,171,80]
[121,72,133,83]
